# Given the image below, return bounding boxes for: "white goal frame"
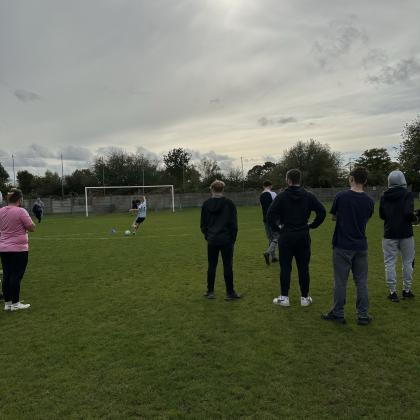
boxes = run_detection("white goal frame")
[84,185,175,217]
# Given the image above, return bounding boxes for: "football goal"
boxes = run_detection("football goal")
[84,185,175,217]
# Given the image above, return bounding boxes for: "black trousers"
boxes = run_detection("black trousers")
[34,210,42,223]
[207,243,234,294]
[278,231,311,297]
[0,252,29,303]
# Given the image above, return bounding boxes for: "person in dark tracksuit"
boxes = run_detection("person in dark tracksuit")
[200,179,240,301]
[32,198,44,223]
[267,169,326,307]
[322,166,374,325]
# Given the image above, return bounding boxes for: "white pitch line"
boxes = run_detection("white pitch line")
[31,233,194,240]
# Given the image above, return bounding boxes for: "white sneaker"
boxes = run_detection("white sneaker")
[10,302,31,311]
[301,296,313,307]
[4,301,12,311]
[273,295,290,307]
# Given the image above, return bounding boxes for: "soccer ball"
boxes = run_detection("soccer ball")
[124,230,131,236]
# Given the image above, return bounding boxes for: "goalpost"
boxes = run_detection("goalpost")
[84,185,175,217]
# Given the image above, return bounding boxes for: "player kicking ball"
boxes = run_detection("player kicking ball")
[129,195,147,235]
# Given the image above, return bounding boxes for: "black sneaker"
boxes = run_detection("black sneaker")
[357,315,373,326]
[387,292,400,302]
[225,292,241,301]
[263,252,270,266]
[203,291,215,299]
[402,290,415,299]
[271,257,279,263]
[321,311,346,324]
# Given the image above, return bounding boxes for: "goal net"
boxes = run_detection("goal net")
[84,185,175,217]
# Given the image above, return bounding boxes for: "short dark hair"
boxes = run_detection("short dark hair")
[350,166,368,185]
[263,180,272,188]
[286,169,301,185]
[7,188,23,204]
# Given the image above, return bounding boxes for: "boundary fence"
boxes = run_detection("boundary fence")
[16,186,411,215]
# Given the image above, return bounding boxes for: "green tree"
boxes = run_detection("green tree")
[225,168,243,191]
[355,148,395,185]
[33,171,62,196]
[0,162,10,191]
[399,116,420,190]
[17,170,35,195]
[246,162,276,188]
[275,139,342,187]
[198,158,223,187]
[65,169,99,195]
[163,148,192,190]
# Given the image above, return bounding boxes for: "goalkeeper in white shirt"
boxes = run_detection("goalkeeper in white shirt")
[129,195,147,235]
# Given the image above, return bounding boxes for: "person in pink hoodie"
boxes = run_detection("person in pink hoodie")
[0,189,36,311]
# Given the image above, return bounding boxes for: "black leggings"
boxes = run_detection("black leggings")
[1,252,29,303]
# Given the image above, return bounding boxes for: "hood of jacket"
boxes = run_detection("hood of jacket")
[284,186,306,201]
[383,186,407,201]
[205,196,227,213]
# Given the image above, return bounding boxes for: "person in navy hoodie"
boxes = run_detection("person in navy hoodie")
[322,167,374,325]
[200,180,240,301]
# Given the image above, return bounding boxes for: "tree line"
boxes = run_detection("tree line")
[1,116,419,197]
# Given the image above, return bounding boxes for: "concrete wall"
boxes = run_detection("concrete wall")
[18,186,404,215]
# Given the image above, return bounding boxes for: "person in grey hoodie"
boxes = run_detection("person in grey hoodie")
[200,179,240,300]
[379,170,417,302]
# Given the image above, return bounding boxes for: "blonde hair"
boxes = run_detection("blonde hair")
[210,179,225,193]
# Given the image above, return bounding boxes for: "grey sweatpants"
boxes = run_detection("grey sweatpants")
[331,247,369,318]
[382,237,415,292]
[264,222,277,258]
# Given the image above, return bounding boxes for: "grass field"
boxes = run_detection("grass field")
[1,205,420,419]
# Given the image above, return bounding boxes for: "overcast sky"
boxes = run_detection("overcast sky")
[1,0,419,178]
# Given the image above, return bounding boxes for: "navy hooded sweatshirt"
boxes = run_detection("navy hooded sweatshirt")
[200,197,238,246]
[266,186,326,234]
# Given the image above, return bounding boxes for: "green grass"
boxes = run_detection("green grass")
[1,206,420,419]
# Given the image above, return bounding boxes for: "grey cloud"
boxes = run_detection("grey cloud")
[136,147,160,162]
[14,89,41,102]
[278,117,297,125]
[262,155,279,163]
[95,146,125,157]
[188,149,235,171]
[59,145,92,161]
[367,57,420,85]
[313,18,368,69]
[362,48,388,69]
[258,116,297,126]
[1,1,419,168]
[15,144,55,159]
[13,156,48,168]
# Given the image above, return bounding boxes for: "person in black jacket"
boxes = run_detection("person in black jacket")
[200,180,240,300]
[266,169,326,307]
[380,170,417,302]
